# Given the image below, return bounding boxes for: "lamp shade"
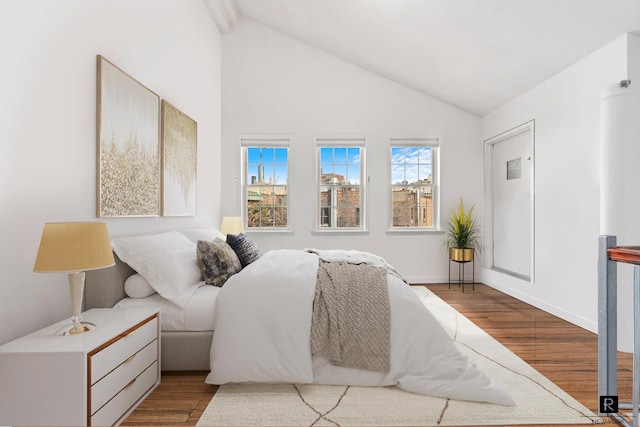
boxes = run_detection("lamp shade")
[33,222,115,273]
[220,216,244,235]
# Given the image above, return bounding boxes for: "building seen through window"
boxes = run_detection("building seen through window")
[245,146,288,229]
[391,145,434,228]
[318,146,363,229]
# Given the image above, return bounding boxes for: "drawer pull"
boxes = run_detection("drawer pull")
[125,329,137,337]
[123,378,136,390]
[124,353,137,364]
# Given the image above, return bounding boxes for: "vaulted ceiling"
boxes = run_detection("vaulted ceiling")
[207,0,640,116]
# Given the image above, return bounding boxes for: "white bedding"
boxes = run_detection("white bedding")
[115,283,220,331]
[205,249,515,406]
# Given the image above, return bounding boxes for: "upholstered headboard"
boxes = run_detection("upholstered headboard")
[84,253,135,310]
[84,228,225,311]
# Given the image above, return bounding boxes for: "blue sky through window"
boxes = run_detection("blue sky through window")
[319,146,361,185]
[391,146,432,185]
[247,147,288,185]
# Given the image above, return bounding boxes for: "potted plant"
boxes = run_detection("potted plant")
[445,197,482,262]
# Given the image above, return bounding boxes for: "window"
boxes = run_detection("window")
[317,139,365,230]
[242,137,289,230]
[390,138,439,229]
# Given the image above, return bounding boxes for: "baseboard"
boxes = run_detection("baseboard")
[481,274,598,334]
[407,271,598,340]
[404,276,449,284]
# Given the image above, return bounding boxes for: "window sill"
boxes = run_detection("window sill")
[245,229,294,236]
[386,228,443,235]
[311,229,370,236]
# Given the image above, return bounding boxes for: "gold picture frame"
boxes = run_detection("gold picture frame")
[96,55,160,217]
[161,100,197,216]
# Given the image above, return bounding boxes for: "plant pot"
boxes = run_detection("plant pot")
[449,248,474,262]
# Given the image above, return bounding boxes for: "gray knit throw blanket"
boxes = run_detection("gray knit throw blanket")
[311,260,391,373]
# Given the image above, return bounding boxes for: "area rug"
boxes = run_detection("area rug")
[197,287,600,426]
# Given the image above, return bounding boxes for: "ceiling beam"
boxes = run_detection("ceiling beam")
[204,0,239,33]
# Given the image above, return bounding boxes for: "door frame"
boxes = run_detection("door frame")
[483,120,535,283]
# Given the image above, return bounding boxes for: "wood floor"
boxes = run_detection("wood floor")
[122,283,633,426]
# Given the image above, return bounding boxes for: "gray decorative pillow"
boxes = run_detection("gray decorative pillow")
[196,239,242,287]
[226,233,262,268]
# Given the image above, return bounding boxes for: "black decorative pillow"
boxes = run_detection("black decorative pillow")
[196,239,242,287]
[226,233,262,268]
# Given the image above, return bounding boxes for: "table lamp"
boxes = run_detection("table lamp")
[220,216,244,235]
[33,222,115,335]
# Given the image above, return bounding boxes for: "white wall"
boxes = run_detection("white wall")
[599,34,640,351]
[481,34,632,333]
[630,32,640,84]
[221,17,483,283]
[0,0,222,346]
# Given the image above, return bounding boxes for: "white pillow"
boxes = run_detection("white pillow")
[112,231,201,308]
[180,228,226,243]
[124,274,157,299]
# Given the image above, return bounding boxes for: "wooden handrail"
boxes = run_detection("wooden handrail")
[608,246,640,265]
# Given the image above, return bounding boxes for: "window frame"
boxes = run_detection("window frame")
[240,135,291,233]
[388,137,441,234]
[313,136,368,234]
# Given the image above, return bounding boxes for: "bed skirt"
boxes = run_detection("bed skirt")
[161,331,213,371]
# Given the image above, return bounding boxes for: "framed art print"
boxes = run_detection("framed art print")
[96,55,160,217]
[161,100,197,216]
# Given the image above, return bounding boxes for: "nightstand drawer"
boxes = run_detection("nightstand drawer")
[90,316,158,384]
[0,308,159,427]
[91,339,158,413]
[91,361,158,427]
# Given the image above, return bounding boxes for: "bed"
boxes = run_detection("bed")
[84,229,514,406]
[84,229,224,371]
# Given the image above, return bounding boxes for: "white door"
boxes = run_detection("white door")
[485,121,534,281]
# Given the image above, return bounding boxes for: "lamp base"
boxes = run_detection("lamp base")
[56,321,96,336]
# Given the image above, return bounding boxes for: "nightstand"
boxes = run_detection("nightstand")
[0,307,160,427]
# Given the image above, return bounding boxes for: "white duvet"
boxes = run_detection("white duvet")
[205,249,515,406]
